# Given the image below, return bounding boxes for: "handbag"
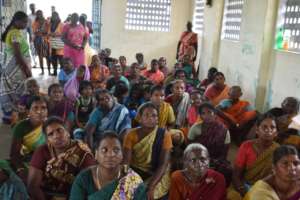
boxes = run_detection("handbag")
[50,36,64,49]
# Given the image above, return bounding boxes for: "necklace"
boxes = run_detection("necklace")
[95,166,121,190]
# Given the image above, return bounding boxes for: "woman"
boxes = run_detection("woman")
[0,11,32,124]
[89,55,110,90]
[165,80,190,128]
[64,65,90,103]
[48,11,64,76]
[187,90,203,127]
[123,102,172,200]
[70,131,146,199]
[228,113,280,200]
[9,96,48,181]
[169,143,226,200]
[204,72,230,106]
[32,10,50,75]
[244,145,300,200]
[0,159,28,199]
[188,103,232,184]
[79,14,96,66]
[27,116,96,200]
[48,83,74,132]
[143,59,165,85]
[200,67,218,92]
[176,21,198,62]
[62,13,88,68]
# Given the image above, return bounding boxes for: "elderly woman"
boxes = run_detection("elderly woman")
[244,145,300,200]
[228,113,280,200]
[204,72,230,106]
[79,89,131,148]
[9,96,48,181]
[27,116,96,200]
[123,102,172,200]
[70,132,147,199]
[169,143,226,200]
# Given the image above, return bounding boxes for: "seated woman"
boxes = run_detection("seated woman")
[89,54,110,90]
[64,64,90,103]
[70,131,147,199]
[113,81,129,104]
[188,103,231,184]
[106,65,130,92]
[143,59,165,85]
[165,69,194,96]
[244,145,300,200]
[199,67,218,92]
[165,80,190,128]
[228,113,280,200]
[48,83,74,132]
[204,72,230,106]
[126,62,148,87]
[0,159,28,200]
[78,89,131,147]
[217,86,257,142]
[169,143,226,200]
[123,102,172,200]
[10,96,48,181]
[28,116,96,200]
[267,97,299,134]
[187,90,203,127]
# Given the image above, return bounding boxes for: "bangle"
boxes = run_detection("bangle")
[16,168,25,173]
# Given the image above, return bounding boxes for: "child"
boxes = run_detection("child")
[75,81,96,128]
[187,90,203,127]
[58,57,75,86]
[64,65,90,103]
[124,83,145,119]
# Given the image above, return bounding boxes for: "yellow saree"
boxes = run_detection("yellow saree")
[21,125,45,155]
[131,128,170,199]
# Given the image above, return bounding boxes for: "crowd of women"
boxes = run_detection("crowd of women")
[0,10,300,200]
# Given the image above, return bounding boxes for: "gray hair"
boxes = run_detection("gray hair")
[183,143,209,159]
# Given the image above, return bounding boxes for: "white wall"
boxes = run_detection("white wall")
[101,0,192,67]
[198,0,300,111]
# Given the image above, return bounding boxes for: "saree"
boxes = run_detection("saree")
[220,100,257,126]
[243,180,279,200]
[0,29,30,120]
[20,124,46,156]
[64,65,90,102]
[169,170,226,200]
[44,140,93,196]
[48,99,74,122]
[131,128,171,199]
[63,24,87,68]
[204,84,230,106]
[178,31,198,60]
[158,102,175,128]
[167,92,190,128]
[143,70,164,85]
[0,160,29,200]
[88,168,146,200]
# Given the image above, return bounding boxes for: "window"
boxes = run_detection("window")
[221,0,244,41]
[275,0,300,52]
[125,0,171,32]
[193,0,205,34]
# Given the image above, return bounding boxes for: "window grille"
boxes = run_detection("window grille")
[221,0,244,41]
[125,0,171,32]
[193,0,205,34]
[275,0,300,52]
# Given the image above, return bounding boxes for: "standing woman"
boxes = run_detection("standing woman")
[0,11,32,124]
[48,11,64,76]
[62,13,88,68]
[32,10,50,75]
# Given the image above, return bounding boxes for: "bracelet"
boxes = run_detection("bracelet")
[16,168,25,173]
